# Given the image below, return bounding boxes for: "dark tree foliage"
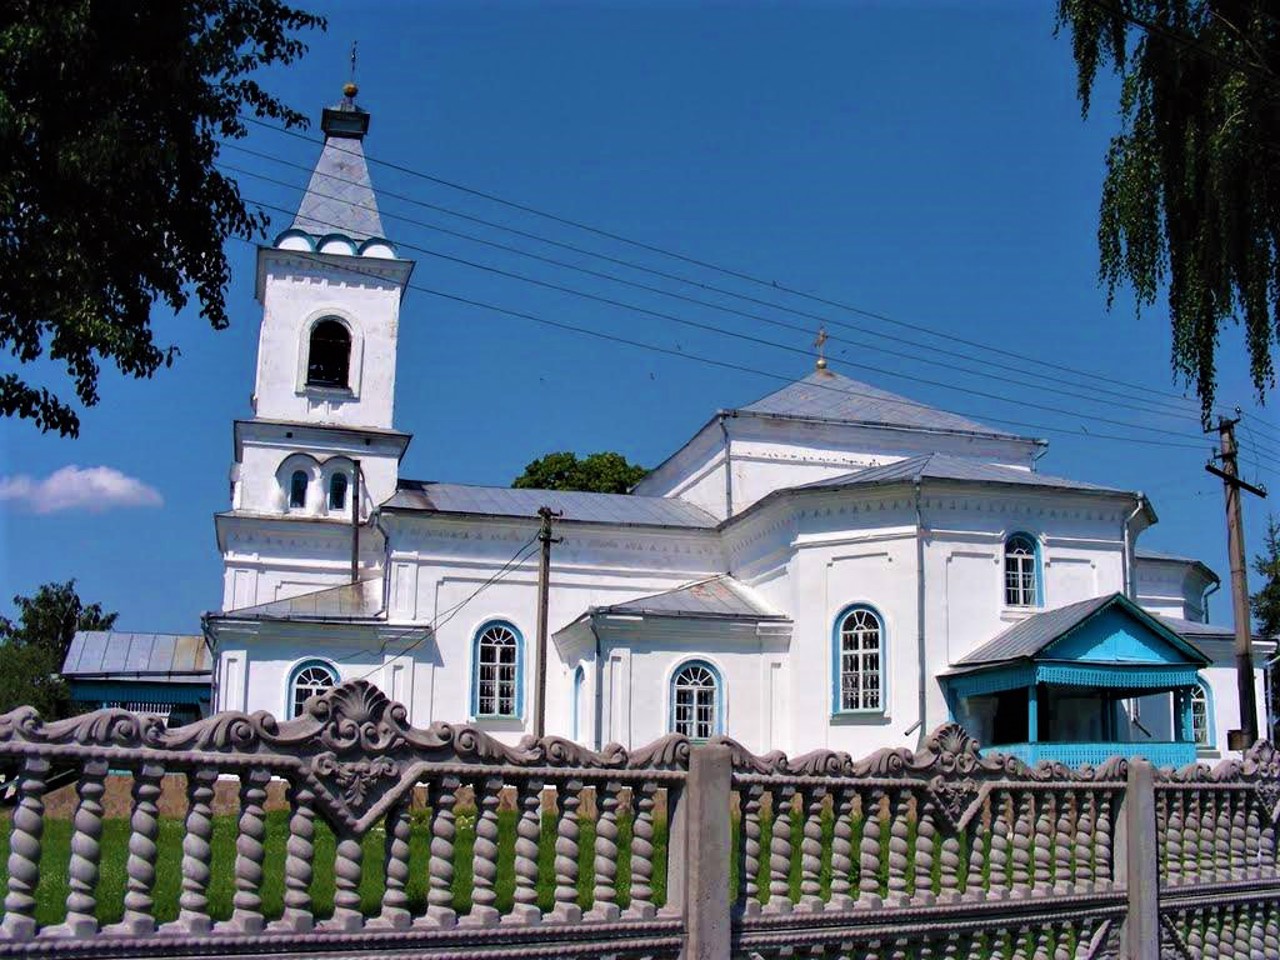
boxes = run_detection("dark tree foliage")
[513,451,648,494]
[1254,514,1280,638]
[0,580,117,719]
[1056,1,1280,421]
[0,0,324,437]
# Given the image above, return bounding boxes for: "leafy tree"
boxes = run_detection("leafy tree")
[0,580,117,718]
[513,451,648,494]
[1254,514,1280,639]
[1055,1,1279,421]
[1,0,324,437]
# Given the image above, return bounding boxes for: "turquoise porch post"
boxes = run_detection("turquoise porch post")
[1027,683,1039,744]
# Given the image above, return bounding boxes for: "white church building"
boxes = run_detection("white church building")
[207,89,1271,767]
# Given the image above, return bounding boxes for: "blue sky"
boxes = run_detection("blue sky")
[1,0,1276,632]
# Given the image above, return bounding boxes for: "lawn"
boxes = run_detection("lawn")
[0,808,669,928]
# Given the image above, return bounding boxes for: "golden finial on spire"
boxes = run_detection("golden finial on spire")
[813,325,829,370]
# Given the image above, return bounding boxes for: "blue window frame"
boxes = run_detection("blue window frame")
[471,620,523,718]
[1004,533,1043,607]
[289,659,338,718]
[1191,678,1214,748]
[572,665,585,741]
[669,659,723,740]
[832,604,886,714]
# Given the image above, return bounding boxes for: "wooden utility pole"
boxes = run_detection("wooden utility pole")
[1205,417,1268,748]
[533,506,562,739]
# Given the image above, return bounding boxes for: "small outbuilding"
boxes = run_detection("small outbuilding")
[62,631,212,726]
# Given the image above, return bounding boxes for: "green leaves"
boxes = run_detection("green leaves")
[512,451,648,494]
[0,0,324,437]
[1056,0,1280,423]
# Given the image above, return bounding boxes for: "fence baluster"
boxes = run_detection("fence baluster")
[966,797,987,894]
[551,778,583,922]
[1095,790,1114,887]
[176,768,218,934]
[627,781,657,919]
[1166,789,1183,886]
[427,775,459,927]
[1032,791,1052,892]
[1214,791,1234,881]
[280,782,316,931]
[767,785,795,912]
[829,787,855,908]
[1230,788,1248,879]
[799,786,825,911]
[1258,787,1276,876]
[1249,901,1266,958]
[859,789,884,902]
[1,756,49,939]
[508,777,543,924]
[465,775,503,926]
[886,788,910,902]
[328,834,364,931]
[1011,790,1033,893]
[115,762,164,935]
[1073,791,1094,887]
[587,782,620,921]
[739,783,764,914]
[989,790,1011,893]
[1245,788,1262,878]
[56,759,108,938]
[1052,791,1071,892]
[226,768,269,934]
[1155,786,1170,885]
[375,799,412,929]
[1264,901,1279,956]
[915,796,936,900]
[1204,905,1221,959]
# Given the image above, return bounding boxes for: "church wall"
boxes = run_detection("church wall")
[254,254,404,430]
[234,427,402,516]
[630,421,729,520]
[1133,558,1213,623]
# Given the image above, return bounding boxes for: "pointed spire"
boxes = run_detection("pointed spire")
[288,81,386,244]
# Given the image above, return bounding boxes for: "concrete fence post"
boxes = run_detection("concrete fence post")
[680,743,732,960]
[1119,759,1160,960]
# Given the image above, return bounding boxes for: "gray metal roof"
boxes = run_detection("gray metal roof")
[738,369,1029,440]
[385,481,720,529]
[1153,613,1275,644]
[957,593,1210,667]
[222,577,384,621]
[593,576,786,620]
[801,452,1122,494]
[290,123,385,242]
[62,632,209,679]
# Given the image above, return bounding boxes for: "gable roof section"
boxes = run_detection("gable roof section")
[219,577,384,622]
[800,452,1123,495]
[385,480,719,529]
[63,632,209,679]
[737,369,1034,441]
[591,576,787,621]
[957,593,1211,668]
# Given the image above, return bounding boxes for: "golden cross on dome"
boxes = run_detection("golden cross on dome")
[813,325,829,370]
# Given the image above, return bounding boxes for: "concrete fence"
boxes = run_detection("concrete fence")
[0,680,1276,959]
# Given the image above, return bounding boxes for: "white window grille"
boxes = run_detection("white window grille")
[671,662,719,740]
[1191,684,1211,746]
[476,624,519,717]
[838,608,883,712]
[1004,535,1038,607]
[291,663,337,718]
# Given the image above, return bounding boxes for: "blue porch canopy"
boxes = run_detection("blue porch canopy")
[943,593,1212,767]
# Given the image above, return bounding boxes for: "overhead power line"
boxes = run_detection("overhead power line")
[242,116,1231,415]
[243,191,1253,456]
[235,237,1227,455]
[222,156,1242,434]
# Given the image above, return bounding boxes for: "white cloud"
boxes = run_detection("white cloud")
[0,465,163,514]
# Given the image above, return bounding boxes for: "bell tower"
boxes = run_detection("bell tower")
[216,85,414,612]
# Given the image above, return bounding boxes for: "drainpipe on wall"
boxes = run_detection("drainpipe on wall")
[719,413,734,520]
[590,619,604,751]
[1201,580,1221,624]
[1122,495,1146,599]
[200,613,218,715]
[909,477,927,744]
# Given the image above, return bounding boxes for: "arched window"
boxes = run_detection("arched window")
[329,472,349,510]
[289,660,337,718]
[670,660,721,740]
[1004,534,1040,607]
[289,470,309,509]
[306,319,351,388]
[834,606,884,713]
[472,621,522,718]
[1191,680,1213,747]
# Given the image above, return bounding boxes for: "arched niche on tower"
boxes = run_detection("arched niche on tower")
[275,453,322,515]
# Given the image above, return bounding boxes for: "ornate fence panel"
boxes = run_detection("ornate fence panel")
[0,680,690,960]
[2,683,1279,960]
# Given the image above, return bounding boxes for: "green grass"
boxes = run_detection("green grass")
[0,806,669,928]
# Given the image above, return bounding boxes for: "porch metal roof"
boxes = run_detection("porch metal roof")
[591,576,787,621]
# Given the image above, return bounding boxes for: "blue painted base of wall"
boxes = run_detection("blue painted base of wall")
[985,741,1196,769]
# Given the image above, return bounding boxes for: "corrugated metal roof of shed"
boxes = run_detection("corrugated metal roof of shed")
[63,632,209,677]
[386,481,720,529]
